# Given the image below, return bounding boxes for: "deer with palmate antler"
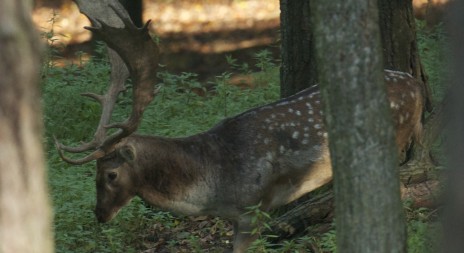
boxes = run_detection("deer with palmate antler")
[55,5,425,253]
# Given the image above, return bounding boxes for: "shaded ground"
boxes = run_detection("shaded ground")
[140,215,235,253]
[33,0,281,80]
[33,0,450,80]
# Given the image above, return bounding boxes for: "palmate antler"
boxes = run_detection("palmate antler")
[55,2,160,165]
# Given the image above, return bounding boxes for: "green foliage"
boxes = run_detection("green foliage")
[43,41,279,252]
[407,220,441,253]
[42,15,445,252]
[48,150,154,253]
[406,206,442,253]
[244,203,278,253]
[42,42,111,145]
[137,62,279,137]
[416,20,448,102]
[318,229,337,253]
[242,204,316,252]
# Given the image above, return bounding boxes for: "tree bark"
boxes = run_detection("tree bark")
[275,0,440,241]
[443,1,464,251]
[118,0,143,27]
[0,0,53,252]
[279,0,317,98]
[378,0,438,174]
[311,0,407,252]
[279,0,432,105]
[378,0,429,86]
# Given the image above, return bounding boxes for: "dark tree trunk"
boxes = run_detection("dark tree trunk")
[118,0,143,27]
[378,0,441,185]
[378,0,429,88]
[311,0,407,252]
[443,1,464,251]
[279,0,317,98]
[272,0,443,243]
[378,0,438,184]
[0,0,53,252]
[280,0,433,108]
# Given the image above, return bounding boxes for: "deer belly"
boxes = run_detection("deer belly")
[267,154,333,208]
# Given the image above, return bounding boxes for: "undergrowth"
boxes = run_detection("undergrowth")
[42,19,445,253]
[43,40,280,251]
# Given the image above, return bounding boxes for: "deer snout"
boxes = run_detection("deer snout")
[94,207,114,223]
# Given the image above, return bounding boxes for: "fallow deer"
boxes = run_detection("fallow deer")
[55,4,425,253]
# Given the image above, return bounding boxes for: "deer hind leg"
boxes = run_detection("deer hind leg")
[231,216,258,253]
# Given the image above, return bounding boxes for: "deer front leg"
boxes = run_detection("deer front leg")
[231,216,258,253]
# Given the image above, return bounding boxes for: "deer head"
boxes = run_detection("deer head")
[94,143,137,223]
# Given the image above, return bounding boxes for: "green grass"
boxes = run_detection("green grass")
[43,43,280,252]
[416,20,449,105]
[42,20,446,252]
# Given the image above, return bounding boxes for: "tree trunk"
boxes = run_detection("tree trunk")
[311,0,407,252]
[378,0,438,175]
[275,0,440,241]
[443,1,464,251]
[378,0,429,86]
[279,0,317,98]
[0,0,54,252]
[118,0,143,27]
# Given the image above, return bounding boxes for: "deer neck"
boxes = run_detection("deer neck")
[130,134,226,215]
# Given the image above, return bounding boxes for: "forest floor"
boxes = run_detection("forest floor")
[36,1,279,252]
[36,1,445,252]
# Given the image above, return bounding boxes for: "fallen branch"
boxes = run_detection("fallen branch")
[270,177,440,239]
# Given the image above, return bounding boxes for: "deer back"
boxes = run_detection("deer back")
[93,70,425,225]
[384,70,425,160]
[207,86,331,209]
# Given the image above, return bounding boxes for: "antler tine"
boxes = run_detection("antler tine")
[54,136,105,165]
[81,92,104,103]
[89,87,160,153]
[54,49,128,155]
[55,91,111,153]
[81,3,160,141]
[55,140,100,153]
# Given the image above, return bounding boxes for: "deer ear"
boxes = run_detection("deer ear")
[119,144,136,163]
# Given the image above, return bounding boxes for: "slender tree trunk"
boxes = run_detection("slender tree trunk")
[274,0,438,242]
[279,0,317,98]
[0,0,53,252]
[378,0,423,75]
[378,0,438,172]
[311,0,406,252]
[118,0,143,27]
[275,0,440,244]
[444,0,464,251]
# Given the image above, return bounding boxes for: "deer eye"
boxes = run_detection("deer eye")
[107,171,118,181]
